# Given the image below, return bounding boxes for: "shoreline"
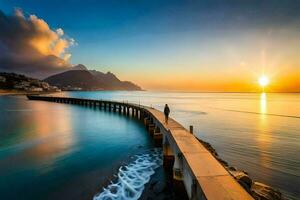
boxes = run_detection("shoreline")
[0,89,60,96]
[0,89,146,96]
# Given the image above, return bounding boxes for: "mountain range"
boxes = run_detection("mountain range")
[44,64,142,91]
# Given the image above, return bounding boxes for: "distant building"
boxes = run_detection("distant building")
[0,76,6,82]
[0,72,63,92]
[63,86,82,91]
[27,87,43,92]
[14,85,25,90]
[40,82,50,89]
[50,86,61,92]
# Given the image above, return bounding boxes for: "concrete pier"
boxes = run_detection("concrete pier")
[26,95,253,200]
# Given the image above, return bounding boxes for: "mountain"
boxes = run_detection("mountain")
[44,70,102,90]
[89,70,141,90]
[44,68,142,91]
[70,64,88,71]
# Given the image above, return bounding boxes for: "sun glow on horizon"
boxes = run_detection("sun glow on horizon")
[258,75,270,88]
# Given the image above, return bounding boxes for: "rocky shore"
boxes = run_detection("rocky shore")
[197,138,284,200]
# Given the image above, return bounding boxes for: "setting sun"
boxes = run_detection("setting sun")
[258,75,270,87]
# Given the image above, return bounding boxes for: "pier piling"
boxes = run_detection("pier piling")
[189,125,193,134]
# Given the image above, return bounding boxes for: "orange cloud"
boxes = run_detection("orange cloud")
[27,13,73,60]
[0,9,75,78]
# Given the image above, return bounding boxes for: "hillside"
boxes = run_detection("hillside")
[0,72,60,92]
[44,69,142,91]
[89,70,141,90]
[44,70,102,90]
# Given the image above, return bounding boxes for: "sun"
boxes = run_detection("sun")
[258,75,269,87]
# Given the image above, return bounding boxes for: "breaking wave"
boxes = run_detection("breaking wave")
[93,148,162,200]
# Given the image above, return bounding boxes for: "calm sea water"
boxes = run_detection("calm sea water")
[0,92,299,200]
[0,95,155,200]
[63,91,300,200]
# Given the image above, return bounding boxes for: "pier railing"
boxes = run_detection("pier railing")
[27,95,253,200]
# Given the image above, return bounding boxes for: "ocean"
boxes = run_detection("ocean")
[0,92,299,199]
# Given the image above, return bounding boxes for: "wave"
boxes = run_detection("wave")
[176,109,207,115]
[93,148,162,200]
[216,108,300,119]
[4,109,33,112]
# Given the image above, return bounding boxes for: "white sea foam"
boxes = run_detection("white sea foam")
[93,148,162,200]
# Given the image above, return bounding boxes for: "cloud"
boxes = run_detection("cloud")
[0,9,75,78]
[56,28,64,36]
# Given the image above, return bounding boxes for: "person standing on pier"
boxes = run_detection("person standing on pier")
[164,104,170,124]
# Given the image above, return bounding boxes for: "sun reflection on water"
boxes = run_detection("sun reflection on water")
[260,93,267,115]
[257,92,272,170]
[24,101,76,171]
[258,93,269,143]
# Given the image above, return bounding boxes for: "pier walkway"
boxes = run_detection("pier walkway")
[27,95,253,200]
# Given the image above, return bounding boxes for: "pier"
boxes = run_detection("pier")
[27,95,253,200]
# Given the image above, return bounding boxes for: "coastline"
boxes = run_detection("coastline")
[0,89,60,96]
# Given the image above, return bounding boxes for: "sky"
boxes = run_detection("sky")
[0,0,300,92]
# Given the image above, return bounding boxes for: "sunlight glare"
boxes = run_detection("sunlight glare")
[259,75,270,87]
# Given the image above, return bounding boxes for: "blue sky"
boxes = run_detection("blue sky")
[1,0,300,91]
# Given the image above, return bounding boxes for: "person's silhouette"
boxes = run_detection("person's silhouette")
[164,104,170,124]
